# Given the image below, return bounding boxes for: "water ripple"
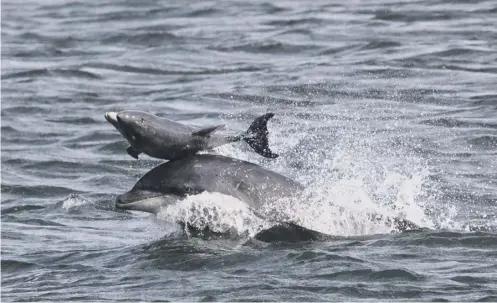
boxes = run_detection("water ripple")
[2,68,102,80]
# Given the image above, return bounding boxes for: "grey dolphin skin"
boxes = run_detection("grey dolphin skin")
[116,154,420,241]
[105,110,278,160]
[116,154,302,215]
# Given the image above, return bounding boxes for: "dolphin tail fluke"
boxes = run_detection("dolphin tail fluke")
[242,113,279,159]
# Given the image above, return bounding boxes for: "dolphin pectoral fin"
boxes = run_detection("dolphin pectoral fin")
[243,113,279,159]
[126,146,141,159]
[191,124,225,137]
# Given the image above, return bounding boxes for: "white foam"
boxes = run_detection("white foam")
[153,113,453,237]
[62,194,92,210]
[156,192,270,238]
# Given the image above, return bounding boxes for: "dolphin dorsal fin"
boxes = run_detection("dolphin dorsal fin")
[191,124,225,137]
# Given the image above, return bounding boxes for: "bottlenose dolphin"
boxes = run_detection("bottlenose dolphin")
[116,155,420,241]
[105,110,278,160]
[116,154,301,215]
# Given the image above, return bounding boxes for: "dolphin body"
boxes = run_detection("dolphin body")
[105,110,278,161]
[116,154,302,215]
[116,154,420,242]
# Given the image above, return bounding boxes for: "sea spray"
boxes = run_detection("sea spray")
[153,109,461,236]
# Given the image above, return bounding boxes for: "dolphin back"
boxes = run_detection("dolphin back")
[132,154,303,210]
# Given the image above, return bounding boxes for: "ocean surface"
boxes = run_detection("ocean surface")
[2,0,497,301]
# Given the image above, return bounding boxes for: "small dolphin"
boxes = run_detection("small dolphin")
[115,154,420,241]
[105,110,278,160]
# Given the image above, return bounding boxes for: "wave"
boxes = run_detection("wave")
[100,31,182,46]
[1,204,46,215]
[84,62,262,76]
[468,135,497,149]
[1,260,37,275]
[374,10,462,22]
[210,40,319,54]
[2,68,102,80]
[369,230,497,248]
[315,268,422,282]
[264,17,324,27]
[419,118,497,129]
[1,184,84,198]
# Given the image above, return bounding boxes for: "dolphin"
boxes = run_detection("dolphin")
[116,154,301,215]
[105,110,278,160]
[115,154,420,241]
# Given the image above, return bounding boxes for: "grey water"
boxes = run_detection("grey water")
[2,0,497,301]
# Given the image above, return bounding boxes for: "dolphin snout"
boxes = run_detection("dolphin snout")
[105,112,118,123]
[115,190,174,214]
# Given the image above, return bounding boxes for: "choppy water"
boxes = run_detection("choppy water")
[2,0,497,301]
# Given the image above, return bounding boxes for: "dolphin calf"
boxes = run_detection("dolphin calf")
[115,154,420,241]
[105,110,278,160]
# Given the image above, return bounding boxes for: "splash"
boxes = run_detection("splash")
[61,193,92,210]
[152,164,434,238]
[156,192,271,238]
[288,131,442,236]
[153,112,458,237]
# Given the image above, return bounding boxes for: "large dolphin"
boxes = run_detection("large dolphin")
[115,154,420,241]
[105,110,278,160]
[116,154,301,215]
